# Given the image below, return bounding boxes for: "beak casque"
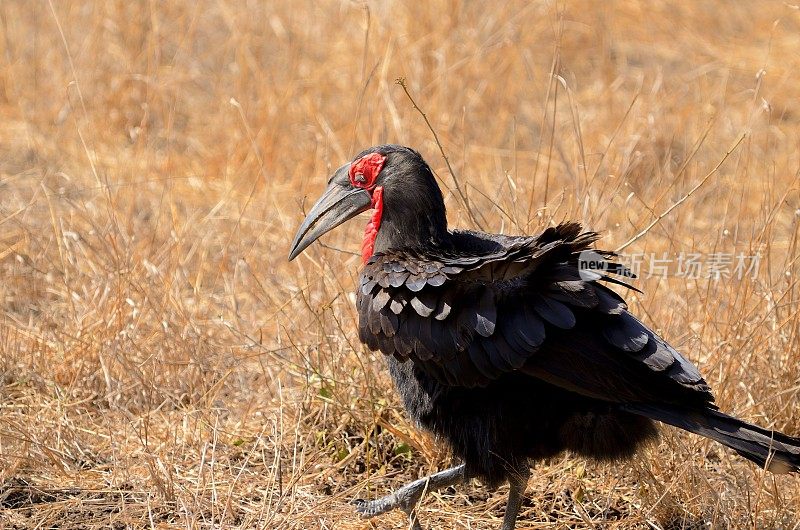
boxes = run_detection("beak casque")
[288,180,372,261]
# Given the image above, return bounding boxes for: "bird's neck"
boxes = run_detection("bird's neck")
[367,184,449,259]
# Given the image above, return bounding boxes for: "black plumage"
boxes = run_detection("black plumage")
[289,145,800,530]
[358,222,714,480]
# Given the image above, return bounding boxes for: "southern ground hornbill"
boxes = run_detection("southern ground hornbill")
[288,145,800,529]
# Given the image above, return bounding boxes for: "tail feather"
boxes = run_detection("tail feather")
[622,403,800,473]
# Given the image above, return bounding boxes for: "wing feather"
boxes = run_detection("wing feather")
[602,312,649,352]
[356,223,713,406]
[379,310,398,337]
[467,342,503,380]
[410,291,437,317]
[532,295,576,330]
[372,289,391,312]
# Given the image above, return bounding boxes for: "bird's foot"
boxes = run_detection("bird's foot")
[353,464,466,526]
[352,479,425,517]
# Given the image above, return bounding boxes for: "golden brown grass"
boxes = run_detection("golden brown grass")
[1,1,799,528]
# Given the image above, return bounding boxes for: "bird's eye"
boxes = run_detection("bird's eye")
[355,173,366,184]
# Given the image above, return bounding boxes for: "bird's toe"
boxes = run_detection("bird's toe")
[351,498,383,518]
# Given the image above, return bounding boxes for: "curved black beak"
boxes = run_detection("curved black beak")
[288,180,372,261]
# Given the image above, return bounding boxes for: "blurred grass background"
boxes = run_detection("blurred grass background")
[0,1,799,528]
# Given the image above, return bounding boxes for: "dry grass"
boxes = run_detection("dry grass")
[1,1,799,528]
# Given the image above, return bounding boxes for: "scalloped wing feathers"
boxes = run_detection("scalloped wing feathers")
[357,222,713,405]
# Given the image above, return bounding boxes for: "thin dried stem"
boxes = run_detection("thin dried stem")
[396,77,483,230]
[616,132,747,252]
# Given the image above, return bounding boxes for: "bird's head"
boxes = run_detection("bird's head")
[288,145,447,263]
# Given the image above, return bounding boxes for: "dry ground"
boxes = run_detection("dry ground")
[1,1,799,528]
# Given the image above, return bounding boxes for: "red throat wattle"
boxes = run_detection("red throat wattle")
[349,152,387,264]
[361,186,383,263]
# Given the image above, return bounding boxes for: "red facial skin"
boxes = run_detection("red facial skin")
[361,187,383,263]
[349,153,387,263]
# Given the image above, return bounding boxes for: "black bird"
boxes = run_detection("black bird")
[288,145,800,530]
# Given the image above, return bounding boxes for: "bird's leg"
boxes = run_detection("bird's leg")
[353,464,466,525]
[500,466,530,530]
